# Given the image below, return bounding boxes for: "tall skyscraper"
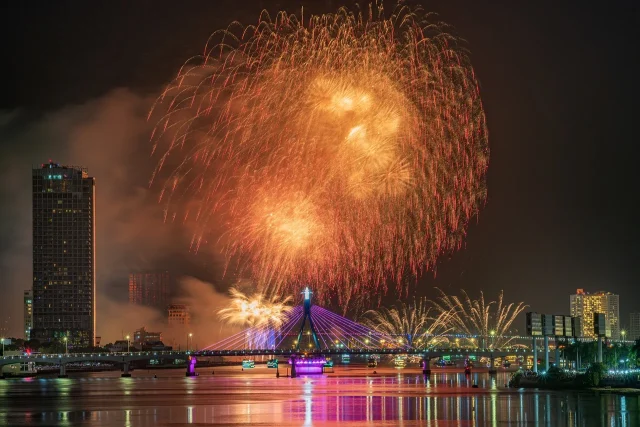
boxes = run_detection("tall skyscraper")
[630,312,640,341]
[570,289,620,340]
[128,271,171,309]
[23,290,33,340]
[32,161,96,347]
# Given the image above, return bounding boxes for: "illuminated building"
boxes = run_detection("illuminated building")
[630,312,640,341]
[569,289,619,340]
[32,161,96,347]
[133,327,162,344]
[23,290,33,340]
[128,271,170,309]
[167,304,191,326]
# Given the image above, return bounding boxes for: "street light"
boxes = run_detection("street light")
[125,335,130,353]
[1,337,4,356]
[188,333,193,351]
[621,330,627,341]
[63,336,68,354]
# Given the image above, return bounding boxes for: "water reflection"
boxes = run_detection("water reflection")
[0,371,637,426]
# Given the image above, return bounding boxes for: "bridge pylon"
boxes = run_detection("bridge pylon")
[295,287,321,351]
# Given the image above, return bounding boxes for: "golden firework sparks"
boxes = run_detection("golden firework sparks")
[151,4,489,305]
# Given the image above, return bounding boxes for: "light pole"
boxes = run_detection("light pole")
[621,330,627,341]
[63,337,68,354]
[1,337,4,356]
[188,333,193,351]
[490,330,496,349]
[126,335,130,353]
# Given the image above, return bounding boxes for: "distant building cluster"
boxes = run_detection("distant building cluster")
[569,289,620,340]
[128,271,171,309]
[128,271,192,327]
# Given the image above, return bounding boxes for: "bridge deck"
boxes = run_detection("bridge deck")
[1,347,532,366]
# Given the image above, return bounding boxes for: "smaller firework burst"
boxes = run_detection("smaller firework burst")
[218,287,293,328]
[361,298,453,348]
[431,289,528,348]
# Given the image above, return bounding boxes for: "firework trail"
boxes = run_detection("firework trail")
[151,3,489,304]
[431,289,527,348]
[361,297,453,348]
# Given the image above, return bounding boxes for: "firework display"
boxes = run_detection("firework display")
[209,302,397,351]
[361,297,452,348]
[151,4,488,302]
[218,287,293,327]
[431,289,527,348]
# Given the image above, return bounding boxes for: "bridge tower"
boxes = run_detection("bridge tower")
[295,287,321,351]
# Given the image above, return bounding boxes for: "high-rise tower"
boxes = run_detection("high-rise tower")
[23,290,33,340]
[570,289,620,340]
[32,161,96,347]
[630,312,640,341]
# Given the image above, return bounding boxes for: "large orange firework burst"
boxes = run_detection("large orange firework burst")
[150,3,489,306]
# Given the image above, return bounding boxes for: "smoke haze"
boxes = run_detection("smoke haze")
[0,89,229,343]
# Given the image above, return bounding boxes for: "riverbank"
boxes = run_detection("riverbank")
[508,365,640,394]
[590,387,640,395]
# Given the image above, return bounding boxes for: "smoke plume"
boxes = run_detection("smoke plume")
[0,89,227,342]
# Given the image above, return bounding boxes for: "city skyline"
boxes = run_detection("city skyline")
[1,3,638,425]
[0,1,639,340]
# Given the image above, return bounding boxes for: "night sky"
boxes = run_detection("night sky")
[1,0,638,338]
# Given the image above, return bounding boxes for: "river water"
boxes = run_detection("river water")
[0,366,637,426]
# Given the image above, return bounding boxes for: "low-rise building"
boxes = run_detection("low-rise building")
[167,304,191,326]
[133,327,162,344]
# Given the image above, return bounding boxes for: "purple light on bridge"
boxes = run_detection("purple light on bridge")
[186,356,197,377]
[291,357,326,374]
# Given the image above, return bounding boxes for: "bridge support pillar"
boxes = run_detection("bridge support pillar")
[597,336,603,364]
[121,362,131,378]
[422,356,431,375]
[290,357,297,378]
[544,336,549,371]
[488,354,497,375]
[58,363,68,378]
[186,356,197,377]
[532,338,538,373]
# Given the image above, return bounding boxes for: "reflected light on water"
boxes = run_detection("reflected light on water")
[0,370,637,425]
